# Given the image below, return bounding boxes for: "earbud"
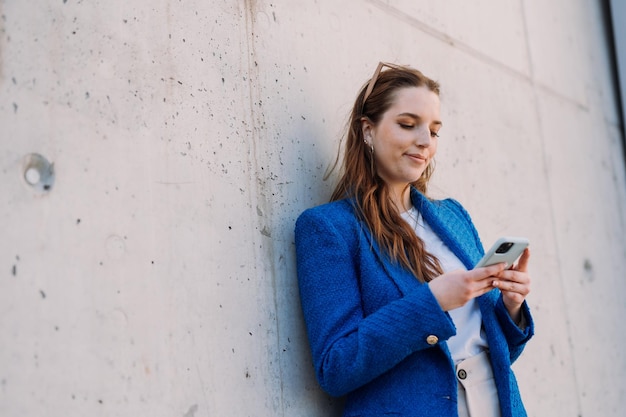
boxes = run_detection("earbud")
[364,135,374,154]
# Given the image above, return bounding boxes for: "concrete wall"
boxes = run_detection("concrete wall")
[1,1,625,416]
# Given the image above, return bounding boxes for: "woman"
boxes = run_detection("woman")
[294,62,534,417]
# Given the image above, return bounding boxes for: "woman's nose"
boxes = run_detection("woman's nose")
[416,125,431,147]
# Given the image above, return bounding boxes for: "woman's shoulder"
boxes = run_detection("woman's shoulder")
[297,198,356,221]
[435,197,472,217]
[412,188,473,220]
[294,199,365,263]
[428,197,476,228]
[295,198,359,234]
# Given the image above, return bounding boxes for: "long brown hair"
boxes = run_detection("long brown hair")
[330,63,443,283]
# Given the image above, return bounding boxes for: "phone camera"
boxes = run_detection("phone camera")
[495,242,514,254]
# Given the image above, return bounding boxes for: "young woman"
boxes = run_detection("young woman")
[295,62,534,417]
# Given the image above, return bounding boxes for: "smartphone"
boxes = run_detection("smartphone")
[474,237,529,269]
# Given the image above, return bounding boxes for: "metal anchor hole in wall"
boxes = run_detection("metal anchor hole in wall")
[22,153,55,193]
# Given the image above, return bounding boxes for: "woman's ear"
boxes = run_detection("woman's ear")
[361,117,373,144]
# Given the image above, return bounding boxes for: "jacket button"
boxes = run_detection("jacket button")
[458,369,467,380]
[426,335,438,345]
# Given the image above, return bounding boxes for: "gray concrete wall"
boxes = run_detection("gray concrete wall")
[1,1,625,416]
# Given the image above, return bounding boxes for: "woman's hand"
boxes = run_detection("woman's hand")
[493,248,531,323]
[428,263,506,311]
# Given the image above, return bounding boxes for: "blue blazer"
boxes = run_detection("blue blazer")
[295,188,534,417]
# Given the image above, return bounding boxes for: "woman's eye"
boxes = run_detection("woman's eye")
[430,131,440,138]
[399,123,414,129]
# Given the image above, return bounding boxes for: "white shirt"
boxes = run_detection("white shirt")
[401,207,488,363]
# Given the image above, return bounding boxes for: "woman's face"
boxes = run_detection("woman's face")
[362,86,441,194]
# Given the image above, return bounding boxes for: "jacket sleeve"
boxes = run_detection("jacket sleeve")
[295,208,456,397]
[494,295,534,363]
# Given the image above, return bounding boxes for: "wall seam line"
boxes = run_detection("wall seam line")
[520,0,584,414]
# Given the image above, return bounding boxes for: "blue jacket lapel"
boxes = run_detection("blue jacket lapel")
[410,188,482,270]
[354,188,483,296]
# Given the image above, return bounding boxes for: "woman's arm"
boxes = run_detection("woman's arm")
[492,248,534,362]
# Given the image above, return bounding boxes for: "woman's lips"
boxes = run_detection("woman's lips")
[406,153,427,163]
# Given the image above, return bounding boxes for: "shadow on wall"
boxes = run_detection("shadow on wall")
[275,75,347,415]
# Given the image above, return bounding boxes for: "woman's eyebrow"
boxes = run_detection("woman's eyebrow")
[397,112,443,126]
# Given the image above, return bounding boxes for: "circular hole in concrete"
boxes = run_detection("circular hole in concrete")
[22,153,55,193]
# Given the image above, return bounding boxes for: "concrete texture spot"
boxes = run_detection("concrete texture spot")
[183,404,198,417]
[255,11,271,30]
[583,258,595,282]
[105,235,126,260]
[109,308,129,326]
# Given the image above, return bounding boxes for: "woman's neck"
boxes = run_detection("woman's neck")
[389,184,412,213]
